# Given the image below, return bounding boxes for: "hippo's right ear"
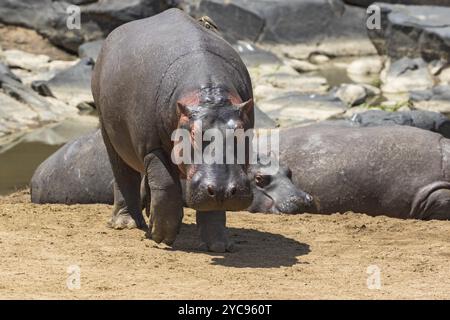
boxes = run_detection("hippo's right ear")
[177,102,192,120]
[236,98,254,120]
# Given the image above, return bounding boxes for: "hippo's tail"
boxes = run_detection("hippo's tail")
[410,181,450,220]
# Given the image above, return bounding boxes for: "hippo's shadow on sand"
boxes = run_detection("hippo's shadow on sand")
[169,223,310,268]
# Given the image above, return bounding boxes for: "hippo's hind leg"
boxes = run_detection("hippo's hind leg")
[410,182,450,220]
[101,127,146,230]
[196,211,234,253]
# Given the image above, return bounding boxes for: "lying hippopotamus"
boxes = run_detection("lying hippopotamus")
[91,8,255,250]
[31,130,312,214]
[275,125,450,220]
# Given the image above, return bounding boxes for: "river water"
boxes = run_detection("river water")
[0,115,99,195]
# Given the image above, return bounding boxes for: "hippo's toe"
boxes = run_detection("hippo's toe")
[198,240,235,253]
[210,241,236,253]
[108,213,143,230]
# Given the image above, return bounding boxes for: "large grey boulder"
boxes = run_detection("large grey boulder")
[0,0,168,53]
[0,62,78,144]
[349,109,450,138]
[186,0,368,44]
[381,57,435,94]
[368,3,450,62]
[77,39,104,62]
[31,58,94,109]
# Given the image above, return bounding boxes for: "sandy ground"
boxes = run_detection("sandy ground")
[0,190,450,299]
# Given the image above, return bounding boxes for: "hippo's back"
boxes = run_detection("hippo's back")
[280,125,446,217]
[93,8,247,106]
[31,130,114,204]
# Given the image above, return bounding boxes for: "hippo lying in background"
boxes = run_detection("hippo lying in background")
[277,125,450,220]
[31,130,312,214]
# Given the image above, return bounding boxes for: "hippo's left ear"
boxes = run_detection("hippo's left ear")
[236,98,254,120]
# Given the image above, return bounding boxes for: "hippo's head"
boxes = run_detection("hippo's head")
[172,88,254,211]
[246,155,313,214]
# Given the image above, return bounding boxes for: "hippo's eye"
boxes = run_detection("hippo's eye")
[255,175,271,188]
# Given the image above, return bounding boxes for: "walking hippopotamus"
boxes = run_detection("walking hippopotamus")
[91,9,254,250]
[275,125,450,219]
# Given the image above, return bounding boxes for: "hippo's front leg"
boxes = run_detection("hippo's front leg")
[144,149,184,245]
[196,211,234,253]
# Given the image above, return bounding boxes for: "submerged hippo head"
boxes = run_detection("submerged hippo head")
[172,87,254,211]
[246,155,313,214]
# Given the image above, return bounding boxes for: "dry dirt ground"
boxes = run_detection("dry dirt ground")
[1,190,450,299]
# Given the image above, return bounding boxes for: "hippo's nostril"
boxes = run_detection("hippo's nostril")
[207,185,215,197]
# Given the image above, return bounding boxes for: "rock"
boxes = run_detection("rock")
[309,53,330,65]
[0,113,99,153]
[381,57,435,94]
[284,59,319,73]
[345,1,450,6]
[438,66,450,84]
[0,0,99,53]
[0,0,168,53]
[2,49,50,71]
[186,0,264,43]
[367,3,450,63]
[78,39,103,62]
[335,84,370,106]
[10,59,78,87]
[187,0,369,44]
[347,56,384,80]
[410,85,450,114]
[349,109,450,138]
[31,58,94,109]
[429,59,447,76]
[346,56,384,84]
[0,62,21,82]
[267,38,377,61]
[232,41,281,67]
[81,0,169,37]
[257,92,347,127]
[253,84,294,103]
[260,73,329,94]
[0,62,79,143]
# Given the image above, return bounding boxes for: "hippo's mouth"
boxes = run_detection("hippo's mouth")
[259,191,277,214]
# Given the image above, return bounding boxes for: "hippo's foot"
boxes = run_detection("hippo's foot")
[108,209,147,230]
[196,211,234,253]
[146,189,183,246]
[147,210,183,246]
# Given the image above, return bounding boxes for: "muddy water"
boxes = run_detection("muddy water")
[0,115,99,195]
[0,142,62,195]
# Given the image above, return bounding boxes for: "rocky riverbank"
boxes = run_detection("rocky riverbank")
[2,0,450,147]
